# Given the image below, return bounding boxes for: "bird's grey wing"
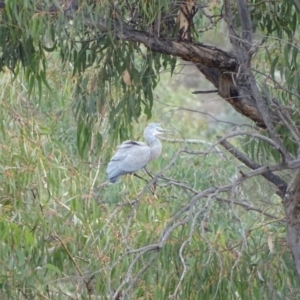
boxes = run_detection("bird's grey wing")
[107,141,150,182]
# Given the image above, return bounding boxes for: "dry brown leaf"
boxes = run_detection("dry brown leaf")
[267,235,274,253]
[122,69,132,86]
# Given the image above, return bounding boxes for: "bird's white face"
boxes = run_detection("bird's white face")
[144,123,173,138]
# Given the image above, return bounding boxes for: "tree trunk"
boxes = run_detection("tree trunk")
[284,169,300,277]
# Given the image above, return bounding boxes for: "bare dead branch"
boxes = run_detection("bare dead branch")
[54,232,93,297]
[169,207,204,299]
[271,99,300,147]
[158,175,199,194]
[155,99,256,128]
[216,197,282,220]
[120,255,158,299]
[214,131,290,161]
[236,161,299,179]
[159,173,282,220]
[192,89,218,94]
[251,68,300,100]
[160,135,224,151]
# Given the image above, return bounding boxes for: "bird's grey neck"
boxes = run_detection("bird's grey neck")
[145,135,159,144]
[146,137,162,161]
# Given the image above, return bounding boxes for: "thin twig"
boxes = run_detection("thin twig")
[247,75,294,162]
[169,208,205,299]
[215,197,282,220]
[214,131,293,162]
[192,89,218,94]
[271,99,300,146]
[54,233,92,299]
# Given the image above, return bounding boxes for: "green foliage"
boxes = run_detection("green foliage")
[0,0,178,146]
[0,67,298,299]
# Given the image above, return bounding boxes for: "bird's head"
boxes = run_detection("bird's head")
[144,123,173,138]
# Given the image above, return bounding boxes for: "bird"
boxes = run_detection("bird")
[107,123,170,183]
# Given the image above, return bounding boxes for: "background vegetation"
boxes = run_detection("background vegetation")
[0,55,297,300]
[1,0,300,299]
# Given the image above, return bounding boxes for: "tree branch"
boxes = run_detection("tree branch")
[215,131,290,162]
[272,99,300,147]
[293,0,300,12]
[219,138,287,198]
[196,65,266,127]
[248,76,294,162]
[237,0,253,48]
[216,197,282,220]
[192,89,218,94]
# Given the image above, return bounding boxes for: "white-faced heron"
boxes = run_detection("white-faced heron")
[107,123,170,183]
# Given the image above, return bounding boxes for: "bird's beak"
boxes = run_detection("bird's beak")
[157,128,174,135]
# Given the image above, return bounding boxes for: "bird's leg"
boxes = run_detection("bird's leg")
[143,168,157,196]
[132,172,156,196]
[133,173,148,183]
[126,173,138,197]
[144,167,153,179]
[121,174,142,202]
[125,173,156,197]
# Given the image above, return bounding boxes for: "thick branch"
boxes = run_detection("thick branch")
[196,65,266,127]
